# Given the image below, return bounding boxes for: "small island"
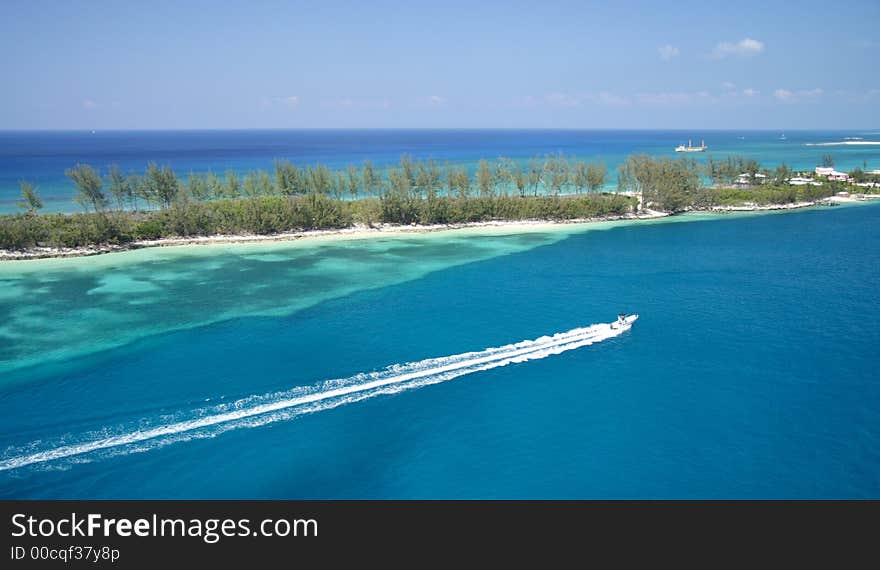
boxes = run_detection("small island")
[2,153,878,259]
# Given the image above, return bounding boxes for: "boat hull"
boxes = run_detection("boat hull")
[610,314,639,329]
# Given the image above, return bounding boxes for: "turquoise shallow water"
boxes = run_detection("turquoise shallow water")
[0,204,879,498]
[0,225,586,376]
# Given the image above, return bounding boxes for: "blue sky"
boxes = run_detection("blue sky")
[1,0,878,129]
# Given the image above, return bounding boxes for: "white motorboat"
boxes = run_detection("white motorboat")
[611,313,639,329]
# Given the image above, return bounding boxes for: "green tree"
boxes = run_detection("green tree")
[142,163,181,207]
[546,155,569,196]
[476,159,495,197]
[822,154,835,168]
[773,163,792,184]
[242,171,262,197]
[586,163,607,193]
[508,163,527,197]
[346,165,361,198]
[850,167,867,183]
[494,158,513,196]
[258,171,274,196]
[399,154,416,188]
[16,181,43,213]
[106,164,134,211]
[618,154,703,212]
[387,168,411,197]
[414,160,442,199]
[66,164,107,212]
[223,170,241,199]
[206,171,224,200]
[741,159,761,184]
[361,161,380,197]
[275,160,305,195]
[572,160,588,194]
[186,172,210,201]
[307,165,333,195]
[333,172,346,199]
[446,165,470,198]
[527,157,543,196]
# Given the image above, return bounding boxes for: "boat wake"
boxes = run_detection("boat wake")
[0,318,637,472]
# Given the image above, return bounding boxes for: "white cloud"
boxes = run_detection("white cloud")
[637,91,698,105]
[82,99,98,109]
[426,95,445,105]
[319,97,391,110]
[721,81,736,90]
[742,88,760,97]
[260,95,300,108]
[591,91,630,106]
[658,44,680,61]
[774,88,823,103]
[542,92,630,107]
[712,37,764,59]
[512,92,629,108]
[774,89,794,101]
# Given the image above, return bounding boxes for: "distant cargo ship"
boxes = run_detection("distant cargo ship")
[675,139,707,152]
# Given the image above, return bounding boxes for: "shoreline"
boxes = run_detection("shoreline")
[2,196,877,261]
[708,193,880,213]
[0,210,670,261]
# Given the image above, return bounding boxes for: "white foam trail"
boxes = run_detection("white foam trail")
[0,320,634,472]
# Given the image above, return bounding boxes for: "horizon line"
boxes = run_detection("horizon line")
[2,127,878,133]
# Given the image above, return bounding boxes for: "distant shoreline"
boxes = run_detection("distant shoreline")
[804,141,880,146]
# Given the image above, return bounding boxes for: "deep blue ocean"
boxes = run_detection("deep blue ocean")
[1,203,878,498]
[1,129,879,213]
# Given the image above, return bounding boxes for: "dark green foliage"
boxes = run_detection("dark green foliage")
[618,154,703,212]
[705,183,837,206]
[586,162,607,193]
[476,160,495,197]
[773,163,792,184]
[141,163,180,207]
[16,181,43,213]
[66,164,107,212]
[106,165,134,211]
[4,153,856,253]
[0,194,636,251]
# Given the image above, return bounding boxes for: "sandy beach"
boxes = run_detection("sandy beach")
[0,210,670,261]
[710,201,818,212]
[4,197,878,261]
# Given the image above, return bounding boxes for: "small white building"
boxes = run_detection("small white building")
[815,166,850,182]
[733,172,767,188]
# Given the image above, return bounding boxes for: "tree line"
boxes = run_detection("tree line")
[616,154,857,212]
[2,151,866,251]
[49,154,610,215]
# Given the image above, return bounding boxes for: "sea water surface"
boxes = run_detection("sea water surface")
[1,203,878,498]
[2,129,879,213]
